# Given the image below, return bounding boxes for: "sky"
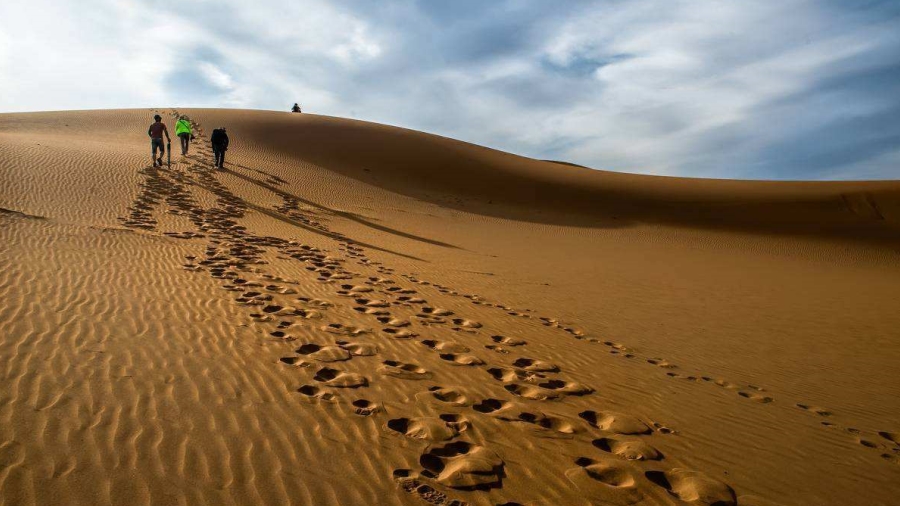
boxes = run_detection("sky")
[1,0,899,180]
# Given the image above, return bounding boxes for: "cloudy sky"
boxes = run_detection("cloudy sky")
[1,0,898,179]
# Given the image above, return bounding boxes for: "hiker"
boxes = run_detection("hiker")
[147,114,170,167]
[291,103,302,113]
[210,127,229,169]
[175,116,192,155]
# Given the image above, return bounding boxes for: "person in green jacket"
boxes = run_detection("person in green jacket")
[175,116,193,155]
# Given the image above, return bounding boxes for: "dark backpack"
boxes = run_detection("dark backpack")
[211,129,228,148]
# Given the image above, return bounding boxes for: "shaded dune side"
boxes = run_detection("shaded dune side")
[199,109,900,241]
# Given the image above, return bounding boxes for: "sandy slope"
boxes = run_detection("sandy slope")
[1,108,899,506]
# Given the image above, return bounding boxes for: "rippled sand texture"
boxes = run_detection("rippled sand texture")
[1,109,899,506]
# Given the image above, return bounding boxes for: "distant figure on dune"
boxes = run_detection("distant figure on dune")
[210,127,229,169]
[147,114,170,167]
[291,103,302,113]
[175,116,193,156]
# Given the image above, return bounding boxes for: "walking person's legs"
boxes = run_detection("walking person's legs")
[213,147,221,168]
[151,138,163,166]
[219,149,225,168]
[180,134,189,155]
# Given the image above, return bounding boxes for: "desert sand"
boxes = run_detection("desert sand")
[1,108,899,506]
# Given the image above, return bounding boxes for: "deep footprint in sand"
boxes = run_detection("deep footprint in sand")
[352,399,381,416]
[378,360,433,380]
[646,468,736,506]
[537,378,594,396]
[738,391,774,403]
[512,358,560,373]
[505,384,560,401]
[579,410,652,435]
[473,398,511,414]
[487,367,545,383]
[392,470,463,506]
[335,341,378,356]
[499,411,577,438]
[297,384,337,402]
[387,414,468,442]
[296,343,351,362]
[491,335,526,346]
[565,457,643,504]
[322,323,371,336]
[420,307,454,316]
[451,319,482,333]
[419,441,504,490]
[426,386,470,406]
[593,437,662,461]
[795,403,832,417]
[439,353,485,366]
[313,367,368,388]
[421,340,470,354]
[377,316,411,328]
[383,328,419,339]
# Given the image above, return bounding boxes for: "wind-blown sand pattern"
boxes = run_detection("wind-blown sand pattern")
[1,108,899,505]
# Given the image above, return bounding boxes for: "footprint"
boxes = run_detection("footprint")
[377,316,411,328]
[355,306,390,316]
[592,437,662,461]
[421,340,471,354]
[419,441,504,490]
[279,356,312,368]
[579,411,651,435]
[420,307,454,316]
[512,358,559,373]
[340,284,373,293]
[352,399,380,416]
[505,384,560,401]
[313,367,368,388]
[428,386,470,406]
[297,384,337,402]
[296,343,351,362]
[484,345,510,354]
[646,469,736,506]
[795,403,831,417]
[647,358,677,369]
[738,391,774,403]
[356,298,391,308]
[439,353,485,366]
[487,367,544,383]
[491,335,526,346]
[387,415,467,442]
[392,470,460,506]
[565,457,643,503]
[878,431,900,445]
[473,398,510,414]
[322,323,370,336]
[378,360,433,380]
[335,341,378,356]
[268,330,295,341]
[499,411,576,437]
[537,379,594,396]
[382,328,418,339]
[451,318,482,329]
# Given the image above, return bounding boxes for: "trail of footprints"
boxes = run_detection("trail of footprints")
[118,112,898,506]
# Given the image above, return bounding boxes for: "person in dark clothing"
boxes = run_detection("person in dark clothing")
[291,103,301,113]
[147,114,171,167]
[210,127,229,169]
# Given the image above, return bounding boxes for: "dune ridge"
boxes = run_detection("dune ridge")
[1,108,899,505]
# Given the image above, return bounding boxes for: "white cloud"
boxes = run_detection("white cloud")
[0,0,897,179]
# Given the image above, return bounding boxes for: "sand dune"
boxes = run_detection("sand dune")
[1,108,899,505]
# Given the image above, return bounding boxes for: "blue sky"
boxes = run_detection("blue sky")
[1,0,898,180]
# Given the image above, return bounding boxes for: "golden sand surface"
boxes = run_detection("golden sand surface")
[1,108,899,505]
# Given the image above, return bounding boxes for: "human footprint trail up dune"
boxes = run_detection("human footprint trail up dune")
[1,108,899,506]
